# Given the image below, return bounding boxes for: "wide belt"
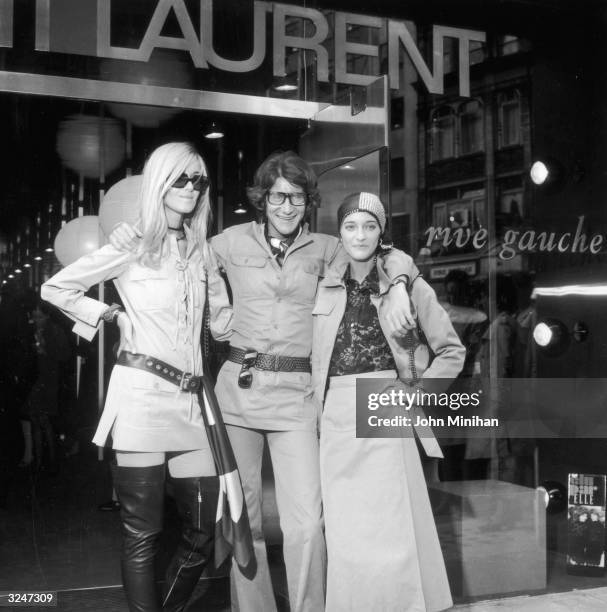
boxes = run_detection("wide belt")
[117,351,203,392]
[227,347,311,373]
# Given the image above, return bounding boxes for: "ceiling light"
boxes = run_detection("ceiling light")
[272,75,298,92]
[204,121,224,139]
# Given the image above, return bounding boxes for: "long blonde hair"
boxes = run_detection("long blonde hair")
[137,142,211,267]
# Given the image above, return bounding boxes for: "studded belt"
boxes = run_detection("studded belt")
[117,351,203,392]
[227,347,311,373]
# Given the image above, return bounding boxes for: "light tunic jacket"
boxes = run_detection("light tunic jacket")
[41,229,233,451]
[312,258,466,457]
[211,221,418,431]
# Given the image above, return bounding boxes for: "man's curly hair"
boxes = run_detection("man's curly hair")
[247,150,320,224]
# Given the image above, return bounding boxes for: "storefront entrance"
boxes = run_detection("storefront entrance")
[3,1,607,609]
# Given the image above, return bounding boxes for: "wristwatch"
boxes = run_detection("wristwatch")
[390,276,410,290]
[380,275,410,297]
[102,303,123,323]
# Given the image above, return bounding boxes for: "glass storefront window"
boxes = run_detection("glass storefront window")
[459,99,484,155]
[499,34,523,56]
[498,89,522,147]
[4,2,607,607]
[430,106,456,161]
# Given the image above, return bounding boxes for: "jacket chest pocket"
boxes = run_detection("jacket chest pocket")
[288,259,323,304]
[125,268,174,311]
[229,254,269,295]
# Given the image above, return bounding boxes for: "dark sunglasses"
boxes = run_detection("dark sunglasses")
[238,350,258,389]
[171,173,210,191]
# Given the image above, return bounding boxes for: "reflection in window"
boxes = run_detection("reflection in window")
[430,191,486,255]
[430,106,455,161]
[391,96,404,130]
[498,35,522,56]
[470,40,486,65]
[443,38,485,74]
[443,38,457,74]
[344,21,381,77]
[459,100,484,155]
[498,188,524,232]
[391,156,404,189]
[498,90,521,147]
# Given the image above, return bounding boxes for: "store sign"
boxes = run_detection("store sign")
[0,0,485,96]
[425,216,605,260]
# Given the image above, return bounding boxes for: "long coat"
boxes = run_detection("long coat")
[311,257,464,612]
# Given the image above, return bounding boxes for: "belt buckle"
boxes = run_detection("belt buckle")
[180,372,193,392]
[238,350,258,389]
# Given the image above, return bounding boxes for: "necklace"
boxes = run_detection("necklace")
[167,226,186,241]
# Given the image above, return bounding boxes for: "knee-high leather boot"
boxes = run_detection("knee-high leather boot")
[112,463,166,612]
[162,476,219,612]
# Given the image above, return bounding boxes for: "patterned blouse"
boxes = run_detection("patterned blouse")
[328,264,396,376]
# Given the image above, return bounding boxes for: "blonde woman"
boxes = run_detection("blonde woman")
[42,142,245,612]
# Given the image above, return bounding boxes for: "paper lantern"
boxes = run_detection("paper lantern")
[56,115,125,178]
[54,216,102,267]
[101,51,194,128]
[99,175,142,239]
[106,104,181,128]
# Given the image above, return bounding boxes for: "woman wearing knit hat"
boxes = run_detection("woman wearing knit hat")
[312,192,465,611]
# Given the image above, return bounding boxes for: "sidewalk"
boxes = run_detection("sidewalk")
[456,587,607,611]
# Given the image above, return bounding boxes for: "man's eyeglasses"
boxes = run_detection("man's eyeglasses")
[266,191,307,207]
[171,174,210,192]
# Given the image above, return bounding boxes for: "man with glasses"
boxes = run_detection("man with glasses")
[208,150,419,612]
[110,150,417,612]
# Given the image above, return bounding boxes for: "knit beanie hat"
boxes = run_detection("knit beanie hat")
[337,192,386,232]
